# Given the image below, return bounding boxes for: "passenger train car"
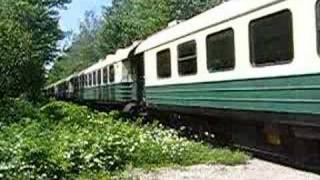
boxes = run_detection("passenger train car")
[46,41,144,106]
[45,0,320,170]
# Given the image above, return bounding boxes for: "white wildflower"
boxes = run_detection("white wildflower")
[93,158,101,164]
[84,154,93,161]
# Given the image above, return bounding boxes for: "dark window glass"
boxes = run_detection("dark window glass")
[97,70,102,85]
[80,77,84,88]
[93,72,97,85]
[83,75,86,87]
[78,76,81,88]
[82,75,85,87]
[85,75,88,87]
[206,29,235,72]
[103,67,108,84]
[250,10,293,66]
[75,78,79,89]
[109,65,115,83]
[316,1,320,54]
[178,40,197,76]
[157,49,171,78]
[80,75,83,88]
[89,74,92,86]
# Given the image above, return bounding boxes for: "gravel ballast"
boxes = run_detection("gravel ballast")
[135,159,320,180]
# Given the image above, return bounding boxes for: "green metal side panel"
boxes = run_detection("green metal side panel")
[146,73,320,115]
[80,82,137,102]
[82,87,96,100]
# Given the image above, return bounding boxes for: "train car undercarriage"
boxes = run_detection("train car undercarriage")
[147,105,320,172]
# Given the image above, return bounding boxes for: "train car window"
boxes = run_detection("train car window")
[103,67,108,84]
[78,76,82,88]
[83,75,86,87]
[206,28,235,72]
[76,77,79,89]
[97,69,102,85]
[317,1,320,54]
[109,65,115,83]
[83,75,87,87]
[79,76,82,88]
[178,40,197,76]
[89,73,92,86]
[84,75,88,87]
[83,76,85,87]
[250,10,293,66]
[79,76,81,87]
[157,49,171,78]
[93,71,97,86]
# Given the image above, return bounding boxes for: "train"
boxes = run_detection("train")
[45,0,320,170]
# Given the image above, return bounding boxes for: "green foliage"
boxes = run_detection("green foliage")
[96,0,223,56]
[0,0,70,99]
[0,98,40,128]
[0,101,249,179]
[169,0,223,20]
[96,0,171,56]
[40,101,90,123]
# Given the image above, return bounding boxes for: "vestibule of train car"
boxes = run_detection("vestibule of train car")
[130,53,145,103]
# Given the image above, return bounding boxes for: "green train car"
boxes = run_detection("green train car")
[46,42,145,107]
[45,0,320,170]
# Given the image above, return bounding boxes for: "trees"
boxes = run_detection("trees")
[47,11,102,84]
[0,0,70,99]
[96,0,171,56]
[169,0,223,20]
[96,0,223,57]
[48,0,224,85]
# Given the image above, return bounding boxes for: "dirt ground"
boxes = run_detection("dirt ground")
[134,159,320,180]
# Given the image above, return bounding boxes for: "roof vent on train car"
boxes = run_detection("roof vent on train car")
[168,20,184,28]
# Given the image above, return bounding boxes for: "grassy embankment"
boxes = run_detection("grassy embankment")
[0,100,249,179]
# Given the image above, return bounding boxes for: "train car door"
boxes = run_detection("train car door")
[131,53,145,103]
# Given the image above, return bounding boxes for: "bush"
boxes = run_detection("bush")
[0,101,249,179]
[40,101,90,123]
[0,98,40,128]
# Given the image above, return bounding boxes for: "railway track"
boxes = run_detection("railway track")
[235,145,320,174]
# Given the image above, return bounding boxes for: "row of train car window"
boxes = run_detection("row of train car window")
[70,4,320,87]
[80,65,115,87]
[157,9,294,79]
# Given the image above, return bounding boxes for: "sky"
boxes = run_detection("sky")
[59,0,111,34]
[45,0,110,69]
